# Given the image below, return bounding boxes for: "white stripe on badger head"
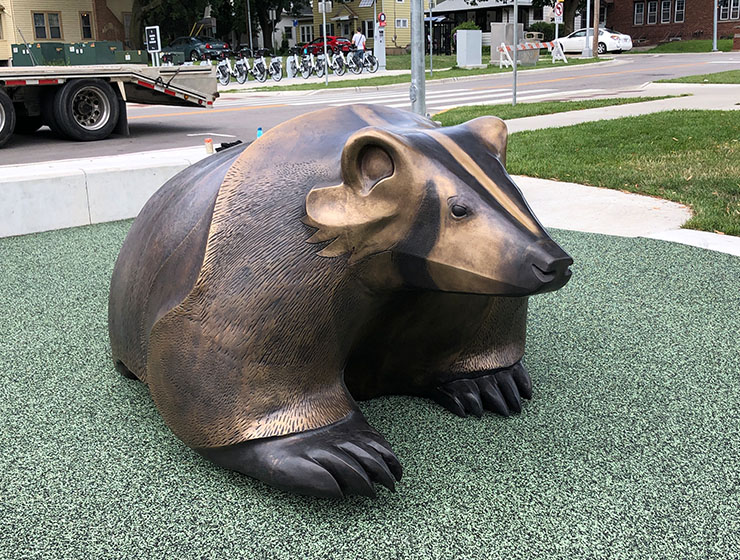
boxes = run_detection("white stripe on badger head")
[423,130,540,235]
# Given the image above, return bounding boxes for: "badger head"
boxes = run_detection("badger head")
[304,116,572,296]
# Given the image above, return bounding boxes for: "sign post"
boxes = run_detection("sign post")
[553,0,563,43]
[410,0,425,115]
[145,26,161,67]
[318,2,331,86]
[512,0,518,106]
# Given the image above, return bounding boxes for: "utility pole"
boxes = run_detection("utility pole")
[245,0,253,51]
[512,0,518,106]
[592,0,600,57]
[581,0,592,57]
[712,0,719,52]
[429,0,433,77]
[410,0,425,115]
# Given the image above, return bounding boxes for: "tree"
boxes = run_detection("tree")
[531,0,585,35]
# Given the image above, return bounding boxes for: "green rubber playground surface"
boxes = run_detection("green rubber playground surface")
[1,221,739,559]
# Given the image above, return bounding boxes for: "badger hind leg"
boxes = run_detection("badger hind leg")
[194,411,402,499]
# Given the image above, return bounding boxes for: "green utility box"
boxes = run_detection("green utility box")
[115,50,149,64]
[66,43,96,65]
[159,51,185,65]
[10,43,65,66]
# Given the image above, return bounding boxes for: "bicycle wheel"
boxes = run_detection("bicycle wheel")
[217,66,230,85]
[333,58,346,76]
[289,59,297,78]
[271,62,283,81]
[366,55,379,73]
[255,65,268,82]
[236,64,248,84]
[300,61,311,79]
[316,61,325,78]
[349,57,362,74]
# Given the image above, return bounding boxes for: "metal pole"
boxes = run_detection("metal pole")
[712,0,719,52]
[581,0,592,57]
[592,0,600,57]
[246,0,253,51]
[410,0,426,114]
[512,0,518,106]
[322,3,329,85]
[429,0,433,77]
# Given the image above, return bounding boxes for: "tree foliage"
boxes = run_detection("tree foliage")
[130,0,309,51]
[531,0,585,35]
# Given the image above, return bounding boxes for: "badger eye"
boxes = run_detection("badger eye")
[451,204,468,218]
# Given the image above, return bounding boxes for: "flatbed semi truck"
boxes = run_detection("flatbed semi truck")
[0,64,219,148]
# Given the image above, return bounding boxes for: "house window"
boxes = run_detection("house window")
[363,19,374,39]
[80,12,93,39]
[674,0,684,22]
[284,26,292,40]
[300,25,313,43]
[732,0,740,19]
[647,1,658,23]
[0,13,3,39]
[395,18,408,28]
[634,2,645,25]
[720,0,730,20]
[660,0,671,23]
[33,12,62,40]
[533,6,543,20]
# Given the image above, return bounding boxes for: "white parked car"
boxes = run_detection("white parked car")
[558,28,633,54]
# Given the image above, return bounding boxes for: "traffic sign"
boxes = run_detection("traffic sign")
[553,2,564,23]
[145,26,161,53]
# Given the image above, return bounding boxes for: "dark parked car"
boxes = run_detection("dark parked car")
[168,36,230,61]
[302,36,352,55]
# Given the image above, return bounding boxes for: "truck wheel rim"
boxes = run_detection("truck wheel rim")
[0,102,4,131]
[72,86,111,131]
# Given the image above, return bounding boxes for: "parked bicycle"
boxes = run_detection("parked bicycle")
[287,46,302,78]
[299,48,325,79]
[254,49,283,82]
[346,45,379,74]
[329,49,346,76]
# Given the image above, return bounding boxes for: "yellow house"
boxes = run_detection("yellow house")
[312,0,432,54]
[0,0,132,66]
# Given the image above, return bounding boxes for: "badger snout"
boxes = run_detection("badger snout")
[526,239,573,293]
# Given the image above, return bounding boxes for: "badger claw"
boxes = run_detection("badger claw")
[431,362,532,418]
[195,411,401,499]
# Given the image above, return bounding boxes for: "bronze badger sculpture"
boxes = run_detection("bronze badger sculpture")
[109,104,572,498]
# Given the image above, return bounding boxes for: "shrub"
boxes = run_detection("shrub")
[452,21,481,34]
[528,22,556,42]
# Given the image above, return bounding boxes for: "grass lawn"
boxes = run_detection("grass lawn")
[2,222,740,559]
[384,53,458,70]
[504,110,740,236]
[239,57,608,92]
[434,96,678,125]
[644,38,733,53]
[658,69,740,84]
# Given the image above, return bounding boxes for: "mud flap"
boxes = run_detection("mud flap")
[114,96,129,137]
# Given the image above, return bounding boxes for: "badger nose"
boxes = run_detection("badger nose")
[527,239,573,291]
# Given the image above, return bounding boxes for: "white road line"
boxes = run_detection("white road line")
[329,88,554,107]
[429,89,605,111]
[186,132,238,137]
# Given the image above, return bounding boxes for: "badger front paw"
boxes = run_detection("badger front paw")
[430,362,532,418]
[195,411,402,499]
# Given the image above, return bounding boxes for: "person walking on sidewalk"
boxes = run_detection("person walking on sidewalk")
[352,28,367,66]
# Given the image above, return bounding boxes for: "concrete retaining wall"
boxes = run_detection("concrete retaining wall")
[0,147,207,238]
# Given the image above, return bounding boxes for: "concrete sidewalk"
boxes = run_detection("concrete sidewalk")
[1,86,738,256]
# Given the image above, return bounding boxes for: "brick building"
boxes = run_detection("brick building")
[605,0,740,45]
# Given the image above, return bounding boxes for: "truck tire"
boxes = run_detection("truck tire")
[0,89,17,148]
[54,79,120,142]
[41,88,66,137]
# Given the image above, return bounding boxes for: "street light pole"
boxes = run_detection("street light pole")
[712,0,719,52]
[410,0,426,115]
[581,0,592,57]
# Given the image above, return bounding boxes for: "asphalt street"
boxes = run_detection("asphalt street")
[1,52,738,165]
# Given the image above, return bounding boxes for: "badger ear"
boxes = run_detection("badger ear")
[304,127,418,262]
[460,116,509,165]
